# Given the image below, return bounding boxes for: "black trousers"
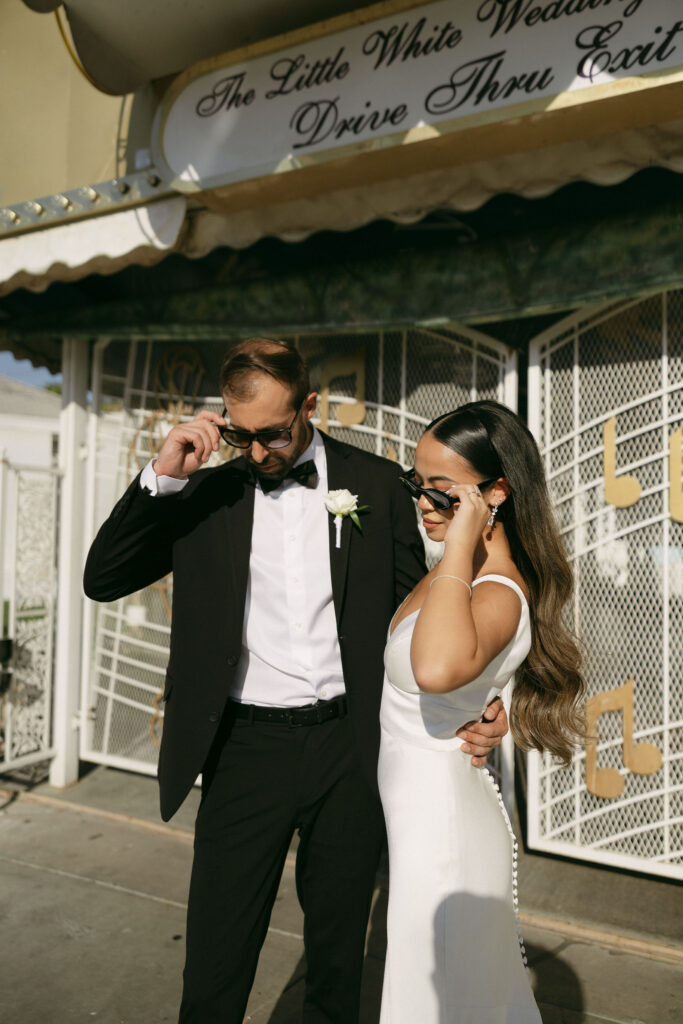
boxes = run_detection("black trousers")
[179,707,385,1024]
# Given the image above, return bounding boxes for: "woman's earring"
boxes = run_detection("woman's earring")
[487,503,499,527]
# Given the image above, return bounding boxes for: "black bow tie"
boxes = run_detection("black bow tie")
[258,459,318,494]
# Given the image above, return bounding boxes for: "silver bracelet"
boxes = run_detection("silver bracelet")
[429,574,472,597]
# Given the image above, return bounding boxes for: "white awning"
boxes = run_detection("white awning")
[0,197,187,298]
[181,118,683,255]
[1,119,682,301]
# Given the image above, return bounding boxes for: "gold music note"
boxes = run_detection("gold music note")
[670,427,683,523]
[318,348,366,433]
[603,417,641,508]
[585,678,662,799]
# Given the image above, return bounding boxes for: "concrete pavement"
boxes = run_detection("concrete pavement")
[0,766,681,1024]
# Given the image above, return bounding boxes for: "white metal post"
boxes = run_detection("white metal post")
[0,448,7,632]
[78,337,110,756]
[50,338,89,788]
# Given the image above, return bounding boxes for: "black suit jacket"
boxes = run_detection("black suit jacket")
[84,432,426,820]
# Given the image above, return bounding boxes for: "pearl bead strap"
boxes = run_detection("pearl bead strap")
[483,768,533,981]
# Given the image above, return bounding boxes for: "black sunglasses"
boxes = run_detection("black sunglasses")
[399,469,498,511]
[218,405,302,450]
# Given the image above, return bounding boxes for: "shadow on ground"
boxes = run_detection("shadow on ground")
[265,882,584,1024]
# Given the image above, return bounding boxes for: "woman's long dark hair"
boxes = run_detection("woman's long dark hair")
[427,400,585,765]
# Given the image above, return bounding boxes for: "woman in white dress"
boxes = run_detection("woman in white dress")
[379,401,585,1024]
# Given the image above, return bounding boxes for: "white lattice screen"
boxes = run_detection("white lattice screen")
[80,328,516,778]
[527,291,683,880]
[0,461,58,773]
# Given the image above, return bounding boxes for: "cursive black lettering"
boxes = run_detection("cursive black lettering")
[477,0,644,39]
[196,72,255,116]
[425,51,553,114]
[362,16,462,70]
[266,47,349,99]
[576,18,683,81]
[335,101,408,139]
[290,98,340,147]
[575,21,620,80]
[290,97,408,149]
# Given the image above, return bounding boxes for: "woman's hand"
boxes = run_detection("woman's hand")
[153,410,226,479]
[443,483,490,553]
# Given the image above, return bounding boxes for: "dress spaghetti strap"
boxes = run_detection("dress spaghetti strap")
[472,573,528,606]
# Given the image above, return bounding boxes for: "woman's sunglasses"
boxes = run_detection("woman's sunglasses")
[399,469,498,511]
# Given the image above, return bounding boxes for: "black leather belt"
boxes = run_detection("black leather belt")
[229,694,348,727]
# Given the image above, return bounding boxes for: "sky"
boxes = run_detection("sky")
[0,350,61,388]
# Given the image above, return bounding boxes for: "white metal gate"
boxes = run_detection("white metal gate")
[80,327,516,780]
[527,291,683,880]
[0,454,59,774]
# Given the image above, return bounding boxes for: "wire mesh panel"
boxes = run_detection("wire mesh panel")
[0,460,59,773]
[81,329,516,778]
[80,341,202,774]
[527,291,683,880]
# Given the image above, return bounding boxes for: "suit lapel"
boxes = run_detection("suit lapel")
[218,459,255,612]
[322,433,355,626]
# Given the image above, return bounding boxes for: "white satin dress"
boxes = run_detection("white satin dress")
[378,575,542,1024]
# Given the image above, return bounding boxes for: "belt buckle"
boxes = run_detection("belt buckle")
[285,709,305,728]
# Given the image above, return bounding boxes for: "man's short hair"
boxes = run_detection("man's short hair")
[219,338,311,408]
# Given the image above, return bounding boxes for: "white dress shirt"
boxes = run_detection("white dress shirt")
[140,427,345,707]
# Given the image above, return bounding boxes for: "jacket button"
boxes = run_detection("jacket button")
[209,711,220,723]
[226,655,237,667]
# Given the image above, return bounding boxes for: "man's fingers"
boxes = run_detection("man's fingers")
[458,696,507,768]
[482,697,503,720]
[195,409,227,425]
[177,421,221,460]
[461,729,502,751]
[461,736,501,756]
[179,426,211,463]
[180,412,225,456]
[155,414,226,477]
[457,719,500,740]
[460,729,502,747]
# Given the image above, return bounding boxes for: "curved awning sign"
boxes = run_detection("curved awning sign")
[151,0,683,194]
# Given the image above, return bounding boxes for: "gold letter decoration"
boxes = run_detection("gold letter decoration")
[603,417,641,508]
[318,348,366,433]
[669,426,683,523]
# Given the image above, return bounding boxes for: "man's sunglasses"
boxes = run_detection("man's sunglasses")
[399,469,498,511]
[218,405,301,450]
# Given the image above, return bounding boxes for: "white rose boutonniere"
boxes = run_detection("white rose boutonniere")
[324,489,370,548]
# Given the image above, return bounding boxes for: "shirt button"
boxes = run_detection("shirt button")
[209,711,220,723]
[289,535,296,542]
[227,655,237,667]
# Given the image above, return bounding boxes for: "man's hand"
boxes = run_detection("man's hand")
[456,697,508,768]
[154,410,226,480]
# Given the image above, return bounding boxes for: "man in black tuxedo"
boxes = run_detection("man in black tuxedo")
[84,338,508,1023]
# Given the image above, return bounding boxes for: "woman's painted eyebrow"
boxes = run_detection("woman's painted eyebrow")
[412,471,454,485]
